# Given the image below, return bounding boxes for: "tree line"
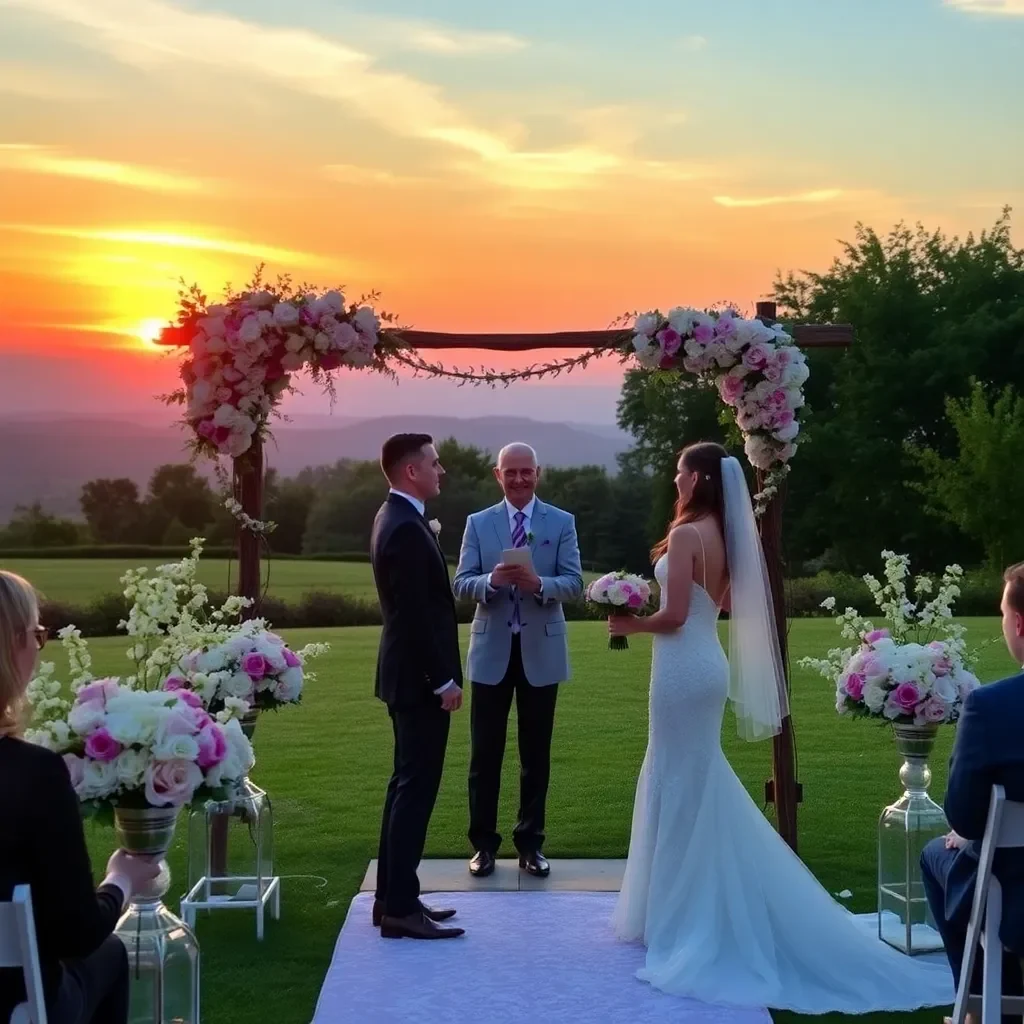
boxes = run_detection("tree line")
[2,210,1022,578]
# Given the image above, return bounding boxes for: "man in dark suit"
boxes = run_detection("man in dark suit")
[370,433,465,940]
[921,561,1024,1016]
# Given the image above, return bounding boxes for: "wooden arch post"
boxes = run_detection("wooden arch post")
[229,306,854,851]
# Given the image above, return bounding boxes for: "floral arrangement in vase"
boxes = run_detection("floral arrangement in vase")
[585,571,653,650]
[165,623,328,714]
[26,676,254,816]
[799,551,980,726]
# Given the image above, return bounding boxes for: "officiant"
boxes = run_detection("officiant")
[453,442,583,879]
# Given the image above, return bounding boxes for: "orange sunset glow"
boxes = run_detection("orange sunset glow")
[1,0,1022,421]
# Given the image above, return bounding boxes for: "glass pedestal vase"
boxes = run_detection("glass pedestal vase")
[113,805,201,1024]
[877,723,948,955]
[180,711,279,940]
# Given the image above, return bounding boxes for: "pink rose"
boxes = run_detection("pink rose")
[63,753,85,791]
[892,681,921,712]
[627,592,645,609]
[742,343,771,372]
[769,408,795,431]
[196,419,216,440]
[693,322,714,344]
[714,316,737,339]
[160,707,198,738]
[319,352,343,371]
[177,690,204,709]
[843,673,866,701]
[656,327,682,357]
[918,696,949,725]
[283,647,301,668]
[861,655,885,680]
[77,679,118,704]
[84,727,122,763]
[241,652,268,680]
[162,676,187,692]
[144,759,203,807]
[196,725,228,770]
[718,375,745,406]
[212,425,231,445]
[865,629,890,644]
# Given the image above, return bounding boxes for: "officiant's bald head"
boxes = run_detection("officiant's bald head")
[495,442,540,509]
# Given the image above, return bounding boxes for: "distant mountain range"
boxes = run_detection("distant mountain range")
[0,414,633,520]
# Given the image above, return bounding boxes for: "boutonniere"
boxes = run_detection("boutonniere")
[526,531,535,544]
[428,519,441,536]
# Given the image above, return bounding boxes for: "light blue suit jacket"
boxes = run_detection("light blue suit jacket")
[453,499,584,687]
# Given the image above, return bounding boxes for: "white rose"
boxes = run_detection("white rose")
[237,315,263,344]
[274,667,303,702]
[320,290,344,314]
[223,671,255,699]
[115,749,148,789]
[68,700,106,736]
[933,675,958,704]
[250,290,275,309]
[774,420,800,443]
[196,649,228,673]
[666,306,699,334]
[634,312,659,337]
[352,306,380,336]
[272,302,300,327]
[152,732,200,762]
[79,760,119,800]
[198,315,226,338]
[204,336,226,355]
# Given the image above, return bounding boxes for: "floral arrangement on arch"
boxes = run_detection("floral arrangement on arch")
[798,551,981,726]
[626,307,809,513]
[162,266,403,459]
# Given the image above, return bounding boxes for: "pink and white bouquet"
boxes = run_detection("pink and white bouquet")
[27,678,254,815]
[800,551,981,727]
[163,269,397,459]
[627,307,808,513]
[585,571,653,650]
[165,626,318,714]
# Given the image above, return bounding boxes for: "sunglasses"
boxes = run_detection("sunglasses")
[31,626,48,650]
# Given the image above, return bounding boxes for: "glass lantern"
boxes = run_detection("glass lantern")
[113,806,201,1024]
[180,776,280,940]
[877,723,948,955]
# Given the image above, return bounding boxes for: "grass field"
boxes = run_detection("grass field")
[50,616,1015,1024]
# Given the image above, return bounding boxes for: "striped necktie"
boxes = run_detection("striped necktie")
[510,510,527,630]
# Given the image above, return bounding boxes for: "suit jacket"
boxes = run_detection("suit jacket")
[452,499,583,686]
[0,737,124,1021]
[370,493,462,708]
[942,671,1024,951]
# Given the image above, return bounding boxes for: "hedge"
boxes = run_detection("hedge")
[37,569,1005,638]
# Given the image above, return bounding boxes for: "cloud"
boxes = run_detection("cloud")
[0,143,206,193]
[381,21,528,55]
[713,189,845,208]
[2,0,662,192]
[0,62,109,100]
[943,0,1024,14]
[0,223,326,265]
[676,35,708,50]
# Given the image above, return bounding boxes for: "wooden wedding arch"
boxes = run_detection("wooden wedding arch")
[170,299,854,852]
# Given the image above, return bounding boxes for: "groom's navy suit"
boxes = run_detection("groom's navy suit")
[371,491,462,918]
[921,671,1024,1001]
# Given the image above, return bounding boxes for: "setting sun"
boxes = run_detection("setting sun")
[135,318,168,347]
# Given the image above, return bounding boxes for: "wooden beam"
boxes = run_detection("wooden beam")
[394,323,853,352]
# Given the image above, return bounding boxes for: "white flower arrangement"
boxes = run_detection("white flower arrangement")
[223,497,277,536]
[799,551,981,726]
[628,307,808,514]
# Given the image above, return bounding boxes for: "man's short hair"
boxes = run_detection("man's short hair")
[380,433,433,479]
[1004,561,1024,616]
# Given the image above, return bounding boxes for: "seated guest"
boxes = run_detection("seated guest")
[0,571,159,1024]
[921,561,1024,1022]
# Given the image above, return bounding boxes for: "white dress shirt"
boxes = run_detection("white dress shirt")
[489,496,543,631]
[388,489,456,695]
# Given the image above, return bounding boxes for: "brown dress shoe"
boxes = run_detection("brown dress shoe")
[372,899,456,927]
[380,911,465,939]
[469,851,496,877]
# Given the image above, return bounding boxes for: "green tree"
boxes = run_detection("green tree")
[773,208,1024,572]
[0,503,81,548]
[907,380,1024,568]
[145,464,216,533]
[80,478,143,543]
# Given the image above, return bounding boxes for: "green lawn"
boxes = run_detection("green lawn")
[53,618,1015,1024]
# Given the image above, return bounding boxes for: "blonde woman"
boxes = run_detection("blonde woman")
[0,571,157,1024]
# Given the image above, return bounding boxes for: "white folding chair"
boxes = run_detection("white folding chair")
[951,785,1024,1024]
[0,885,47,1024]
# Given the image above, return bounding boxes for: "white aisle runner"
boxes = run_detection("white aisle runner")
[311,891,771,1024]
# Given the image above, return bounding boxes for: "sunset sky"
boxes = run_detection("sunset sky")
[1,0,1022,422]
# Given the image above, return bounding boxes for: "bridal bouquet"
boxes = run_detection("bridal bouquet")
[165,623,326,713]
[25,676,254,815]
[586,571,653,650]
[799,551,980,726]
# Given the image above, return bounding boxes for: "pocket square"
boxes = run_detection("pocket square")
[541,539,551,547]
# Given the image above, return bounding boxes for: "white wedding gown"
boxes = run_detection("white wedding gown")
[611,555,954,1013]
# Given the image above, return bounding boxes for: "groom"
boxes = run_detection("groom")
[369,433,464,940]
[920,561,1024,1011]
[453,442,583,878]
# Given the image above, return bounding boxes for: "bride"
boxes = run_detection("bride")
[606,441,953,1013]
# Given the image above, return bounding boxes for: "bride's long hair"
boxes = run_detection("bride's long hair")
[650,441,729,562]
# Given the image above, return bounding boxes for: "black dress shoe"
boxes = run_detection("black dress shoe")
[372,899,457,927]
[518,851,550,877]
[380,911,464,940]
[469,851,496,877]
